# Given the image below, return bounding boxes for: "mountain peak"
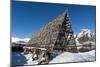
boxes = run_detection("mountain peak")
[77,29,93,38]
[81,29,91,33]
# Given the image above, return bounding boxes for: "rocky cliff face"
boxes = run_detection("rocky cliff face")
[28,11,77,52]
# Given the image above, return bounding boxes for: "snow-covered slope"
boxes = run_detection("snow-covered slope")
[50,50,95,63]
[12,37,30,43]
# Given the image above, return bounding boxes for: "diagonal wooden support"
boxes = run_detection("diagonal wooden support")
[37,51,45,64]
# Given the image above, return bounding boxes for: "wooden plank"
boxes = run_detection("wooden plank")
[37,51,45,64]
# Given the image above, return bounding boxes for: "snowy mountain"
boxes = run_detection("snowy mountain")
[75,29,95,44]
[12,37,30,45]
[77,29,95,38]
[12,37,30,43]
[75,29,95,51]
[77,29,93,38]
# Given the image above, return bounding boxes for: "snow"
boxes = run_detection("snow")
[77,29,93,38]
[23,53,38,65]
[12,52,46,65]
[12,37,30,43]
[50,50,95,63]
[23,46,34,49]
[37,47,47,50]
[75,37,82,46]
[75,35,82,49]
[74,29,95,49]
[12,52,38,65]
[23,46,47,50]
[12,50,95,65]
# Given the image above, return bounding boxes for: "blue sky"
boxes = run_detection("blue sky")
[12,1,96,38]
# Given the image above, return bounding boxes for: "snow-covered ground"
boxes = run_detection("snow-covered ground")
[12,52,39,65]
[12,50,95,65]
[50,50,95,63]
